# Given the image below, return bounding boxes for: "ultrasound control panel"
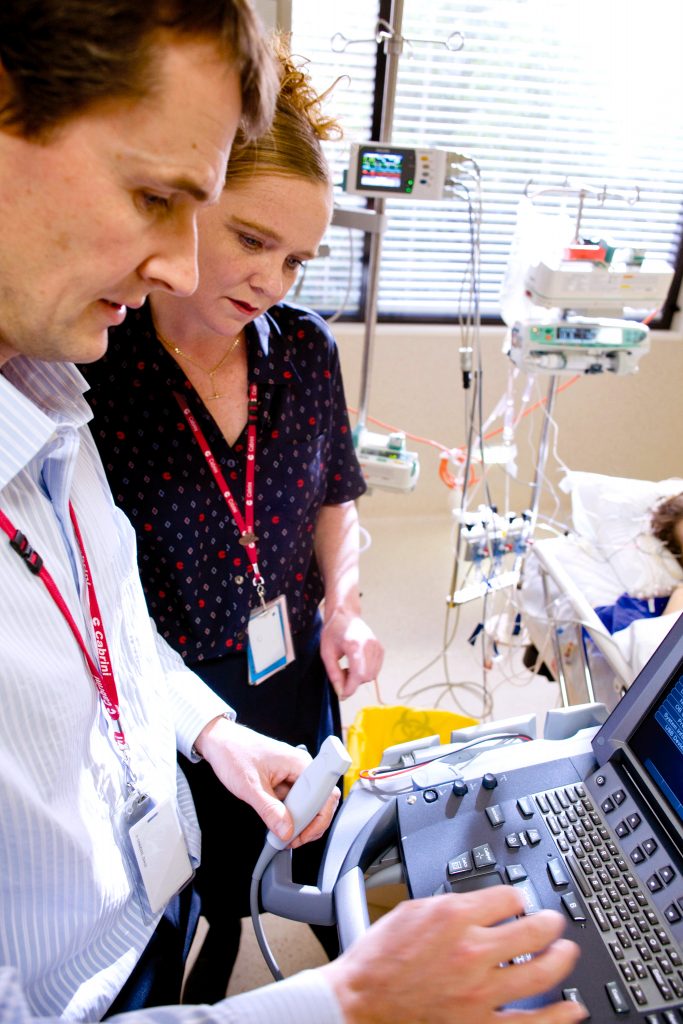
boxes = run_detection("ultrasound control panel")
[397,757,683,1021]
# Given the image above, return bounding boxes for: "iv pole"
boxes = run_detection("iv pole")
[356,0,405,434]
[332,10,464,434]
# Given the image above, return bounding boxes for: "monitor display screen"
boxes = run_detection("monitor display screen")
[359,150,404,190]
[629,666,683,824]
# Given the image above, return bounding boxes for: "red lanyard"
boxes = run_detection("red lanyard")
[0,503,133,771]
[172,387,265,597]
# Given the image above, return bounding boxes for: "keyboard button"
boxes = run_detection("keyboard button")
[619,961,636,982]
[516,796,534,818]
[630,982,647,1006]
[589,900,610,931]
[472,844,496,869]
[448,851,472,876]
[649,963,674,1000]
[547,857,569,887]
[547,792,562,814]
[566,854,592,897]
[670,975,683,997]
[658,956,674,976]
[633,960,648,979]
[485,804,505,827]
[605,979,630,1013]
[512,878,543,915]
[505,863,527,884]
[562,891,586,922]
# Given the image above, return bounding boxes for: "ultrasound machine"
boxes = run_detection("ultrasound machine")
[259,614,683,1021]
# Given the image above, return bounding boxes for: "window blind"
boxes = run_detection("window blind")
[290,0,683,324]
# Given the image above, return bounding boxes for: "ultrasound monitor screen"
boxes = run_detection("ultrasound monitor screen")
[628,666,683,823]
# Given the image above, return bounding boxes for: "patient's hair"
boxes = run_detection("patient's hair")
[651,493,683,567]
[0,0,276,140]
[225,35,342,188]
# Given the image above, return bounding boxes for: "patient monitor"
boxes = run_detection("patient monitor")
[344,143,458,201]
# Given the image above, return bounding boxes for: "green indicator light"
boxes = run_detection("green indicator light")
[408,178,414,184]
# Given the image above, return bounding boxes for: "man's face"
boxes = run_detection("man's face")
[0,37,242,365]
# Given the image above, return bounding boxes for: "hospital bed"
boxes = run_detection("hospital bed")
[515,471,683,709]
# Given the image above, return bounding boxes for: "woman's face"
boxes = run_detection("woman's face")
[174,172,332,339]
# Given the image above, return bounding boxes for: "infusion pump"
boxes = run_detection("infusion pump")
[507,318,650,375]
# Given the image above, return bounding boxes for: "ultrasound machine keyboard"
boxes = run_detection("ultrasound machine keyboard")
[396,750,683,1022]
[536,781,683,1018]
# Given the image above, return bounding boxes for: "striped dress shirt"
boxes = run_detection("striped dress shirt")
[0,358,342,1024]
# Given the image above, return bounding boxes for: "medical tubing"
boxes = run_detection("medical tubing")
[250,843,284,982]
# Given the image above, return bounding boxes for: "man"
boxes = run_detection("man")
[0,3,587,1022]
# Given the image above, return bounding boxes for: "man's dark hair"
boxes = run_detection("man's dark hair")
[0,0,277,139]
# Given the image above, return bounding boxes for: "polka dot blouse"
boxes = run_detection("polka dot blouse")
[82,301,366,662]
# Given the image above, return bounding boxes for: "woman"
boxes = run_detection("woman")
[84,43,383,1001]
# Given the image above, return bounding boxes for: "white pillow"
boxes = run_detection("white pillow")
[560,471,683,597]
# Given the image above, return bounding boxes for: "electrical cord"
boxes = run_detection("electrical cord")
[358,731,531,782]
[250,843,284,981]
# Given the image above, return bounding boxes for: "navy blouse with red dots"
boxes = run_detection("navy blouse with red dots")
[82,300,366,662]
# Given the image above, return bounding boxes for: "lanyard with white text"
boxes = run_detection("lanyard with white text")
[0,503,137,787]
[172,387,266,603]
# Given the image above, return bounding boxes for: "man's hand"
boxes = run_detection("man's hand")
[193,717,340,847]
[321,606,384,699]
[321,887,588,1024]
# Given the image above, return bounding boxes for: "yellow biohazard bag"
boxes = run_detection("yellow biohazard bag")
[343,704,477,796]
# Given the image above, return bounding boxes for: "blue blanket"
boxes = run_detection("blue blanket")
[594,593,669,634]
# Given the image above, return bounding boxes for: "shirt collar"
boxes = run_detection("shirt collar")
[249,308,302,386]
[0,357,93,490]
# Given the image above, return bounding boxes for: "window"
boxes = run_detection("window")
[290,0,683,326]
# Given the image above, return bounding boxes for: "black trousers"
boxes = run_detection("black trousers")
[180,614,342,1003]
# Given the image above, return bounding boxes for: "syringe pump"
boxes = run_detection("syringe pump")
[507,317,650,375]
[354,428,419,493]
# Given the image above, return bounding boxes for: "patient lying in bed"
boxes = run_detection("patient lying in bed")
[518,474,683,703]
[595,492,683,633]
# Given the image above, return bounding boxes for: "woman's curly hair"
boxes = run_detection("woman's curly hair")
[225,33,342,187]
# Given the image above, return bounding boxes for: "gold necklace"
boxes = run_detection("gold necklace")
[156,328,242,401]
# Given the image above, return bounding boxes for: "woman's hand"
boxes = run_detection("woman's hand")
[321,605,384,699]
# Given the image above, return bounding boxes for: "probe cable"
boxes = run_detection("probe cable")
[358,731,532,782]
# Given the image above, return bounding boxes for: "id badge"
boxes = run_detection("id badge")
[120,792,194,919]
[247,594,294,685]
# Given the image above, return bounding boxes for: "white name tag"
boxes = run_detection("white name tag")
[128,798,194,915]
[247,594,294,685]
